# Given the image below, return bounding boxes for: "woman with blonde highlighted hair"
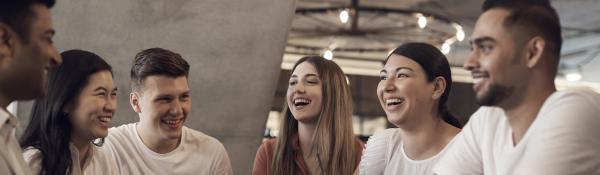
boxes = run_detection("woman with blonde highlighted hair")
[253,56,363,175]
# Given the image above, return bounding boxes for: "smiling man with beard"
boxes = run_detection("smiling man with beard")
[433,0,600,174]
[102,48,232,175]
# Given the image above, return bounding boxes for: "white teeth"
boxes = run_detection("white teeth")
[164,119,181,125]
[385,98,404,105]
[294,98,311,105]
[99,117,111,123]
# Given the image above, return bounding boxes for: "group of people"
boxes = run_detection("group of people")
[253,0,600,175]
[0,0,599,175]
[1,1,231,175]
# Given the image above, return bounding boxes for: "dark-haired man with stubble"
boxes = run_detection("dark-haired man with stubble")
[433,0,600,174]
[102,48,232,175]
[0,0,61,174]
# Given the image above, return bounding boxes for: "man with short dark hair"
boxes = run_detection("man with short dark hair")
[0,0,61,174]
[102,48,233,175]
[433,0,600,174]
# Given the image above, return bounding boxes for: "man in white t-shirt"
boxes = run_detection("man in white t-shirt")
[433,0,600,175]
[0,1,61,174]
[102,48,233,175]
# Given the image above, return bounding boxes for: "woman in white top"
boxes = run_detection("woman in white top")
[19,50,118,175]
[360,43,462,175]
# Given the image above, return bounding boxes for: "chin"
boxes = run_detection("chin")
[92,131,108,139]
[293,114,319,123]
[387,114,407,127]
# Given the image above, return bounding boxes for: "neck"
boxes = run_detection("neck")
[70,134,92,170]
[298,121,317,157]
[501,79,555,145]
[136,123,180,154]
[399,112,459,160]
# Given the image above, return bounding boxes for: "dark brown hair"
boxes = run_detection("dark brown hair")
[130,48,190,91]
[482,0,562,57]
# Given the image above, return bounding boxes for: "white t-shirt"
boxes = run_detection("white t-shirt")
[22,143,118,175]
[360,128,456,175]
[433,87,600,175]
[102,123,233,175]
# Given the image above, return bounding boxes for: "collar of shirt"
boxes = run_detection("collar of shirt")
[0,108,18,130]
[68,142,95,174]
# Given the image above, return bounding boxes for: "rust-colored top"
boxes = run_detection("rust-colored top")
[252,135,364,175]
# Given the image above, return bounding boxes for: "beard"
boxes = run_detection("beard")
[476,83,514,106]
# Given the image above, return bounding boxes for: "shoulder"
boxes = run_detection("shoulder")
[463,106,506,132]
[364,128,401,157]
[108,123,136,135]
[530,88,600,136]
[360,129,399,174]
[182,127,227,153]
[103,123,138,153]
[106,123,136,140]
[546,87,600,108]
[366,128,400,147]
[470,106,505,121]
[257,138,277,156]
[536,88,600,125]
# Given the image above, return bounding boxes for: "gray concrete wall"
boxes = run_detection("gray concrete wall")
[16,0,295,173]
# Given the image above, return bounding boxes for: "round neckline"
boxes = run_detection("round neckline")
[399,136,457,164]
[133,123,185,158]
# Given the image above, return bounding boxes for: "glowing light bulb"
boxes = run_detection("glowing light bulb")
[339,9,349,24]
[417,14,427,29]
[323,49,333,60]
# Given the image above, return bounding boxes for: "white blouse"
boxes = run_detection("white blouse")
[360,128,456,175]
[23,143,118,175]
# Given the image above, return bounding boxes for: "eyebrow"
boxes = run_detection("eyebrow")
[290,73,319,78]
[93,87,107,92]
[93,87,118,92]
[469,36,496,46]
[155,94,173,99]
[156,91,190,98]
[380,67,414,74]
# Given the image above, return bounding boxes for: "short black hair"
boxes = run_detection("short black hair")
[130,48,190,91]
[482,0,562,57]
[0,0,55,42]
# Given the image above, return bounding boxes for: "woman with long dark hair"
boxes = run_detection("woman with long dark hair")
[253,56,363,175]
[20,49,118,175]
[360,42,462,175]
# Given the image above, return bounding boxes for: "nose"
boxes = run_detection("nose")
[169,100,183,116]
[381,77,396,93]
[49,45,62,68]
[293,81,306,94]
[104,96,117,113]
[463,51,479,71]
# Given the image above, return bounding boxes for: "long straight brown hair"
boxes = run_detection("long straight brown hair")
[272,56,358,175]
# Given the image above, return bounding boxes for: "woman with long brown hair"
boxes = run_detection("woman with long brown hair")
[252,56,363,175]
